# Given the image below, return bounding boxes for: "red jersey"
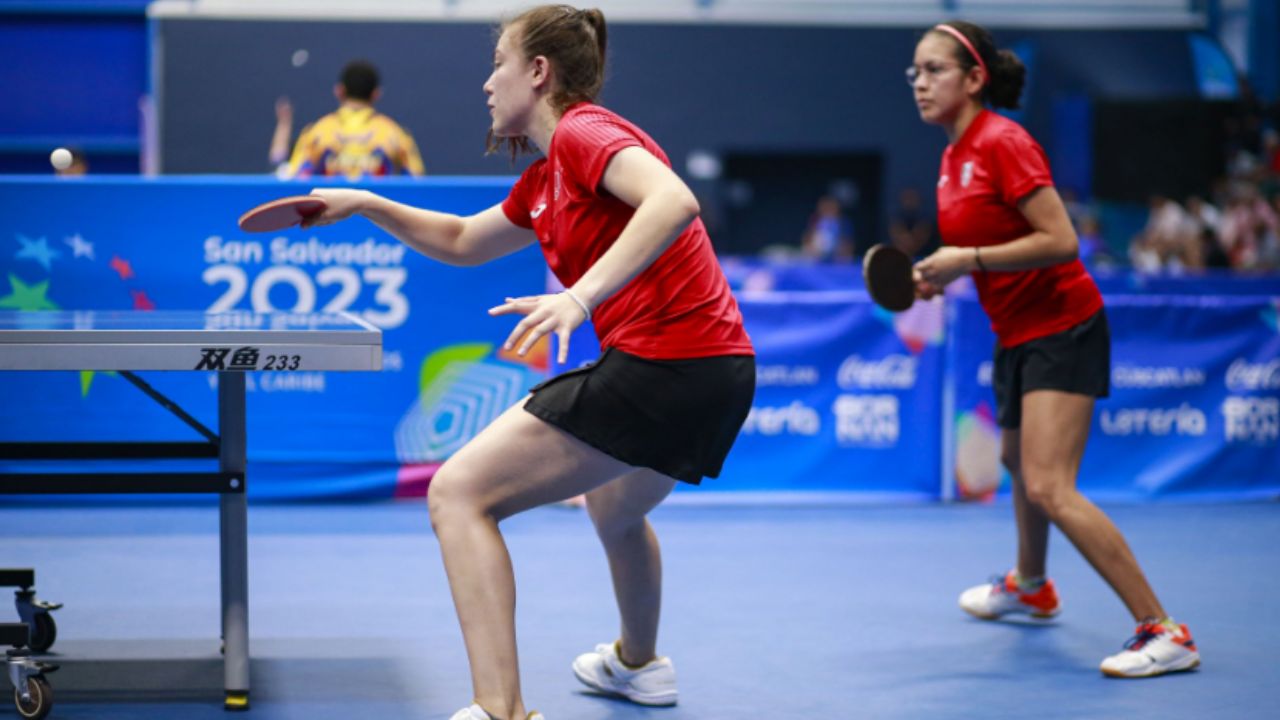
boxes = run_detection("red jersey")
[502,103,753,359]
[936,110,1102,348]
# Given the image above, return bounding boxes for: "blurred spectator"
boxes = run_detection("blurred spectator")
[1199,227,1231,269]
[800,195,854,262]
[1219,188,1280,270]
[275,60,426,180]
[888,187,936,258]
[1185,195,1222,237]
[1132,195,1199,272]
[1076,214,1115,269]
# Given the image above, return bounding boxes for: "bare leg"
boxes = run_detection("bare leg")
[1002,428,1051,579]
[584,470,677,665]
[428,399,641,719]
[1019,390,1165,621]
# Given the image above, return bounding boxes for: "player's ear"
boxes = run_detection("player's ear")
[333,84,345,102]
[530,55,552,90]
[371,87,383,104]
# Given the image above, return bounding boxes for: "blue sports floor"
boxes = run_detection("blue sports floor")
[0,500,1275,719]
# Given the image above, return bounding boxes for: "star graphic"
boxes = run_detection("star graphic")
[0,274,60,311]
[64,233,94,260]
[15,235,61,271]
[109,255,135,280]
[131,289,155,311]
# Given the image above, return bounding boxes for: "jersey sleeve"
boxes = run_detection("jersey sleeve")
[284,122,319,179]
[555,109,644,194]
[397,125,426,176]
[501,162,539,229]
[990,128,1054,207]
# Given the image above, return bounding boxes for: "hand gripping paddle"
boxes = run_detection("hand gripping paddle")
[237,195,328,233]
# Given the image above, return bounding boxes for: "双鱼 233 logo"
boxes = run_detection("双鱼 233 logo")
[195,347,301,371]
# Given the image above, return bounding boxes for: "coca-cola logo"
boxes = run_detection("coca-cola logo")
[1226,359,1280,392]
[837,354,917,390]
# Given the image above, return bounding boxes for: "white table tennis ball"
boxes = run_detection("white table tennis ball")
[50,148,73,171]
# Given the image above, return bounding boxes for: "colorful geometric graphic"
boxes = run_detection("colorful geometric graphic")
[954,401,1004,501]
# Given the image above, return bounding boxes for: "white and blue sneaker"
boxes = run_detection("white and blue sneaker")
[572,641,678,706]
[449,702,544,720]
[1100,621,1200,678]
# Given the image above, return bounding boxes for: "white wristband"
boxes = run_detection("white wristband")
[564,289,592,321]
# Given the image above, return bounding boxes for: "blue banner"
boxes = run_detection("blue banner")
[0,177,547,500]
[944,286,1280,501]
[714,292,946,497]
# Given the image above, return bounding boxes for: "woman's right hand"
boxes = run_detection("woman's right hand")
[301,189,374,228]
[914,268,942,300]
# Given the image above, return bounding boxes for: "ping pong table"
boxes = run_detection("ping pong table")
[0,310,382,713]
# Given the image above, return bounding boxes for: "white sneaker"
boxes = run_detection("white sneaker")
[1100,621,1200,678]
[449,703,544,720]
[958,571,1061,620]
[572,641,678,706]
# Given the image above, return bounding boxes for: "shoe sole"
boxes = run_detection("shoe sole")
[572,664,678,706]
[1101,656,1200,679]
[961,605,1060,621]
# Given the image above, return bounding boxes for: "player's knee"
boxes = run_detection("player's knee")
[427,464,483,528]
[1021,475,1067,516]
[586,496,644,543]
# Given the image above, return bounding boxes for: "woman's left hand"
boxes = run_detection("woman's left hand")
[914,246,977,288]
[489,292,590,364]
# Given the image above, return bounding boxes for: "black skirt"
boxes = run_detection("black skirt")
[523,348,756,484]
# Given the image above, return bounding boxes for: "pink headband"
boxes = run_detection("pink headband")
[933,24,987,84]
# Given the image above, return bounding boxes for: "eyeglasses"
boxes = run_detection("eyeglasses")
[905,62,961,86]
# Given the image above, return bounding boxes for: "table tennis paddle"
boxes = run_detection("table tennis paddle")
[862,243,915,312]
[237,195,328,233]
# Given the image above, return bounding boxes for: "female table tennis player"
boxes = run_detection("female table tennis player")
[302,5,754,718]
[909,20,1199,679]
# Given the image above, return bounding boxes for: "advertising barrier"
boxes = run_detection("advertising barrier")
[2,179,1276,501]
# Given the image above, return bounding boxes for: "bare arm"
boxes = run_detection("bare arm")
[915,186,1079,287]
[303,189,535,266]
[488,145,701,363]
[268,97,293,166]
[566,146,700,308]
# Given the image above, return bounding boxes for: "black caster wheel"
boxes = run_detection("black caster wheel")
[13,675,52,720]
[28,614,55,653]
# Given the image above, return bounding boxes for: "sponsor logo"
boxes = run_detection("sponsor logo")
[977,361,993,387]
[1112,365,1206,389]
[961,161,974,187]
[938,175,949,188]
[832,394,899,446]
[1225,359,1280,392]
[530,202,547,219]
[756,365,819,387]
[741,402,821,436]
[837,354,917,390]
[1222,397,1280,444]
[1099,404,1206,437]
[194,347,300,371]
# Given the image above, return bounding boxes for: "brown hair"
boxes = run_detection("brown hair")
[486,5,608,158]
[928,21,1026,110]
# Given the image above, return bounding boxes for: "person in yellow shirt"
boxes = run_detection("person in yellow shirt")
[272,60,425,180]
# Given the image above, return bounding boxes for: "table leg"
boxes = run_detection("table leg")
[218,371,249,711]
